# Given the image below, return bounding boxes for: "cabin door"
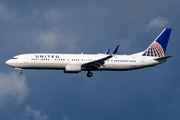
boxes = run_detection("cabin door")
[141,57,145,65]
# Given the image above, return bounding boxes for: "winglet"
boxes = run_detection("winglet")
[105,49,110,54]
[112,45,119,55]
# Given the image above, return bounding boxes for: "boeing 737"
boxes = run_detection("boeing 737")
[6,28,173,77]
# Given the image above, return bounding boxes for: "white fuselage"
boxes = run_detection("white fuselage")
[5,28,172,77]
[5,53,162,71]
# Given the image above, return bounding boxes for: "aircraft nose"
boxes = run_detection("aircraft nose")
[5,60,9,64]
[5,60,11,65]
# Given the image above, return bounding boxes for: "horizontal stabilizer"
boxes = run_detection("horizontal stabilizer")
[154,55,173,61]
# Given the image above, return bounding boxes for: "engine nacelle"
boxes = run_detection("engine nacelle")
[64,64,81,73]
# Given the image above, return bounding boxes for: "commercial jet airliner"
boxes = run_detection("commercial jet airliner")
[6,28,173,77]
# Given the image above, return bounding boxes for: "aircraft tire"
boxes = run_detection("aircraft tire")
[87,71,93,77]
[20,72,23,75]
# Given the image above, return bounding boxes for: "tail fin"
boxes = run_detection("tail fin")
[142,28,172,57]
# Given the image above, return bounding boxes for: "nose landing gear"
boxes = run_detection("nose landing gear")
[87,71,93,77]
[15,68,23,75]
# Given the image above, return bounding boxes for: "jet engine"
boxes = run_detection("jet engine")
[64,64,81,73]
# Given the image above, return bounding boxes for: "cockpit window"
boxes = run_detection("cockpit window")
[12,57,18,60]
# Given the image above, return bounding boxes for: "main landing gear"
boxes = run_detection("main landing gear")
[87,71,93,77]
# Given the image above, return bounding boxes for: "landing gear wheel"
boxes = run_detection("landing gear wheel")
[87,71,93,77]
[20,72,23,75]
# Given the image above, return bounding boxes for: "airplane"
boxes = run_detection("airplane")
[5,28,173,77]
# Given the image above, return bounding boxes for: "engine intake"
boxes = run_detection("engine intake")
[64,64,81,73]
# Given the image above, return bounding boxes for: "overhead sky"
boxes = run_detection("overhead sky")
[0,0,179,120]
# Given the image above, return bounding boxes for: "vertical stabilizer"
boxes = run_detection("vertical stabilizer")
[142,28,172,57]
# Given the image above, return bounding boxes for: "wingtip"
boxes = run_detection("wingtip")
[112,45,120,55]
[165,28,172,30]
[105,49,110,54]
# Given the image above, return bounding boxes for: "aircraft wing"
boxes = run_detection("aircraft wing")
[81,55,112,70]
[81,45,119,70]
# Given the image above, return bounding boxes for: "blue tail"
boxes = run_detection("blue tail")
[142,28,172,57]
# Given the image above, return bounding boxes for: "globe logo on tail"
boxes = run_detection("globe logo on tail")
[142,42,164,57]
